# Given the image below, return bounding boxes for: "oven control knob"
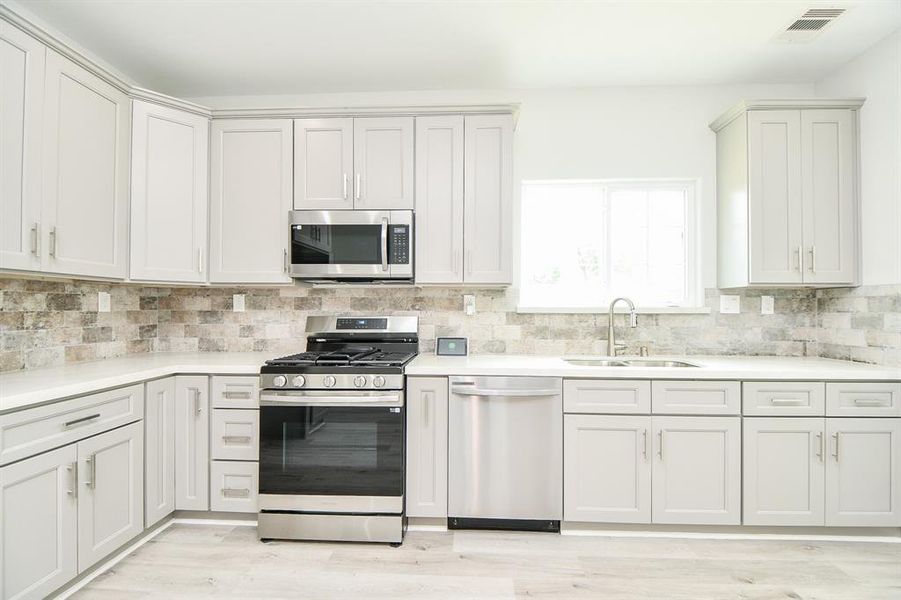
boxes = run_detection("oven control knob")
[353,376,367,388]
[323,375,337,388]
[291,375,306,388]
[272,375,288,387]
[372,375,386,388]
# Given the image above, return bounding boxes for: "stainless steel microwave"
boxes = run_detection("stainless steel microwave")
[289,210,413,281]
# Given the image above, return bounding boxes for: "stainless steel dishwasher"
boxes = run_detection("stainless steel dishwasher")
[448,376,562,532]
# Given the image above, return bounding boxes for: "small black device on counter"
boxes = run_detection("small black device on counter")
[437,337,468,356]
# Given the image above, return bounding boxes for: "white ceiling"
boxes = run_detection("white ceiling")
[12,0,901,98]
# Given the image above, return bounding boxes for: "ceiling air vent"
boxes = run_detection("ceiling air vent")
[775,7,847,43]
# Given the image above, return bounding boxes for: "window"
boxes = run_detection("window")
[518,180,699,311]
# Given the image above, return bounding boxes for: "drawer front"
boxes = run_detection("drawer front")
[827,382,901,417]
[211,409,259,460]
[743,382,825,416]
[563,380,651,414]
[0,384,144,465]
[651,380,740,415]
[211,376,259,409]
[210,460,258,513]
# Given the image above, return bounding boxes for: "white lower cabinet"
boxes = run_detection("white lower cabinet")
[0,445,78,600]
[563,415,651,523]
[743,418,825,526]
[825,418,901,526]
[77,421,144,572]
[174,376,209,510]
[210,460,258,513]
[651,416,741,525]
[405,377,449,518]
[144,378,176,527]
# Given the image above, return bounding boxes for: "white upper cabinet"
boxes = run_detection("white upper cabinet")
[464,115,513,284]
[42,49,131,279]
[130,101,209,283]
[353,117,414,210]
[712,100,861,288]
[0,22,45,273]
[415,116,464,283]
[294,118,353,210]
[209,119,293,284]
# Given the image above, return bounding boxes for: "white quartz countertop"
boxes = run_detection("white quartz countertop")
[406,354,901,381]
[2,352,898,415]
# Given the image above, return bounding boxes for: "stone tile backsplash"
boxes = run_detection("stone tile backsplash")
[1,276,899,372]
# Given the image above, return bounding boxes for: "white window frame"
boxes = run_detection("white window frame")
[516,178,704,313]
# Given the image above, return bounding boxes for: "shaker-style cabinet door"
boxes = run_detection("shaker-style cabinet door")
[353,117,414,210]
[41,49,130,279]
[651,416,741,525]
[77,422,144,573]
[825,418,901,526]
[0,444,78,600]
[406,377,449,518]
[0,22,45,273]
[175,376,210,511]
[209,119,293,283]
[294,118,354,210]
[130,100,209,283]
[743,417,825,526]
[463,114,513,284]
[145,377,176,527]
[747,110,803,285]
[415,116,464,284]
[800,109,857,285]
[564,415,652,524]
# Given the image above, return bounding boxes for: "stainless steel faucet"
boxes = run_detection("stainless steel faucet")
[607,297,638,356]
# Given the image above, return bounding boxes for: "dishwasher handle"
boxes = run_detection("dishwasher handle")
[451,386,560,397]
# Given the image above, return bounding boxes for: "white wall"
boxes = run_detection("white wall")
[192,83,815,289]
[816,30,901,286]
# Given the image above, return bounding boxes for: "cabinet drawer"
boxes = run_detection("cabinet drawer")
[210,460,258,513]
[651,381,740,415]
[742,382,825,416]
[563,380,651,414]
[0,384,144,466]
[211,376,259,409]
[826,382,901,417]
[211,409,259,460]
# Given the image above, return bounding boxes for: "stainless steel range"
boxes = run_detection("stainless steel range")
[257,316,418,545]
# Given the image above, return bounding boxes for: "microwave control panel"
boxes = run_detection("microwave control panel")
[389,225,410,264]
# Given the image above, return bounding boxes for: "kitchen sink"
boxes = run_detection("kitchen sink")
[563,358,629,367]
[563,358,699,368]
[622,359,699,368]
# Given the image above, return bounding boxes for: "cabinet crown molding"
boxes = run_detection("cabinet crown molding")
[709,98,866,132]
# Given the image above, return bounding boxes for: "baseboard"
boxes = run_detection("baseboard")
[561,521,901,542]
[407,516,449,531]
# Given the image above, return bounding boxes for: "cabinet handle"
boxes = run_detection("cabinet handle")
[84,454,97,489]
[355,173,361,201]
[343,173,348,200]
[815,431,824,461]
[194,389,202,414]
[831,432,840,461]
[49,226,58,257]
[222,487,250,498]
[466,250,472,276]
[809,246,816,273]
[197,247,203,273]
[67,462,78,497]
[423,392,430,427]
[31,223,40,256]
[642,428,649,460]
[283,249,289,274]
[796,245,803,272]
[853,398,888,407]
[64,413,101,428]
[223,390,252,400]
[222,435,252,445]
[657,430,664,460]
[770,398,804,405]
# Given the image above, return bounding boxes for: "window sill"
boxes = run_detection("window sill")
[515,306,712,315]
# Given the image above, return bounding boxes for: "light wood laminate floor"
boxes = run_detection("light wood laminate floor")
[72,524,901,599]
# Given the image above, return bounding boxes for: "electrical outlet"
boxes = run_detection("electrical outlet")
[98,292,111,313]
[719,295,741,314]
[233,294,245,312]
[463,294,476,316]
[761,295,775,315]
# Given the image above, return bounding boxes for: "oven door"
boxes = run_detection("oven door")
[289,210,413,279]
[258,390,405,513]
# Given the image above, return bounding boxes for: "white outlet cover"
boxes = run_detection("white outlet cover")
[719,295,741,314]
[98,292,111,313]
[761,295,775,315]
[233,294,246,312]
[463,294,476,316]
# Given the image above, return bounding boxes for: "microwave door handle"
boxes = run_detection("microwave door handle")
[381,217,389,272]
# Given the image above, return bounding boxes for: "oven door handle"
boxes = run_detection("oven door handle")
[260,393,403,408]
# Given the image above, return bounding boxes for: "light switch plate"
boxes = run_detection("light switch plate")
[761,295,775,315]
[719,295,741,314]
[97,292,111,313]
[233,294,245,312]
[463,294,476,316]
